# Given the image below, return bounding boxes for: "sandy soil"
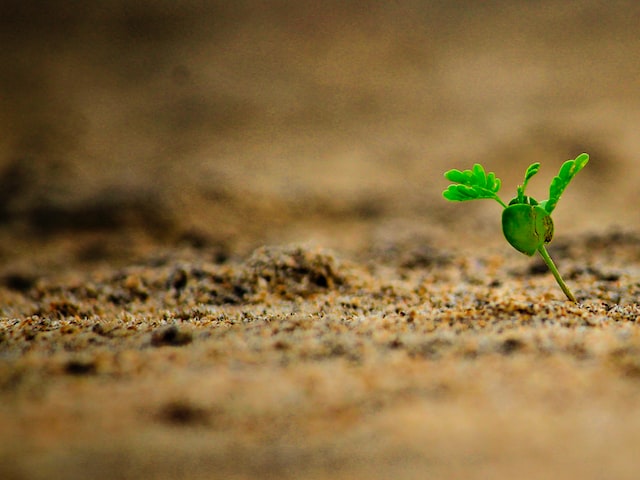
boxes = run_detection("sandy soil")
[2,233,640,479]
[2,1,640,479]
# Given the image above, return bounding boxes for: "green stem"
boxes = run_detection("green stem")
[537,244,577,303]
[494,196,508,209]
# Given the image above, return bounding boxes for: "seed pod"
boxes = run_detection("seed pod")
[501,203,554,256]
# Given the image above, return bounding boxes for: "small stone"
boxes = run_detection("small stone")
[151,325,193,347]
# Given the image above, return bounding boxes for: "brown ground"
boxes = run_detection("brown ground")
[2,1,640,479]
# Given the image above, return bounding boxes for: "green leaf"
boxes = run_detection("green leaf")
[442,164,505,207]
[444,169,469,184]
[486,172,496,191]
[524,162,541,183]
[473,164,487,187]
[542,153,589,214]
[517,162,541,203]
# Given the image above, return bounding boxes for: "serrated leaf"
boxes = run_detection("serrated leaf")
[544,153,589,213]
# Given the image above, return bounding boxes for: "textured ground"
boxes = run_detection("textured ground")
[2,231,640,479]
[2,1,640,479]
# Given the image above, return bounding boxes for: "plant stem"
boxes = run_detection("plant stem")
[494,196,508,209]
[537,245,577,303]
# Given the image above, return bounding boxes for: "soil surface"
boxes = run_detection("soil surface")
[2,2,640,479]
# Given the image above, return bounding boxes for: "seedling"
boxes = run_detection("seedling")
[442,153,589,302]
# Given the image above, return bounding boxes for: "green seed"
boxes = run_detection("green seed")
[501,203,553,256]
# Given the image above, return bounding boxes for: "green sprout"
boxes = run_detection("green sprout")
[442,153,589,302]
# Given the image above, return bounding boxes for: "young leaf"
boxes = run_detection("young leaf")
[542,153,589,214]
[473,164,487,188]
[443,164,506,207]
[517,162,541,203]
[524,162,541,184]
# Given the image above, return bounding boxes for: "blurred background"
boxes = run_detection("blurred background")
[1,0,639,264]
